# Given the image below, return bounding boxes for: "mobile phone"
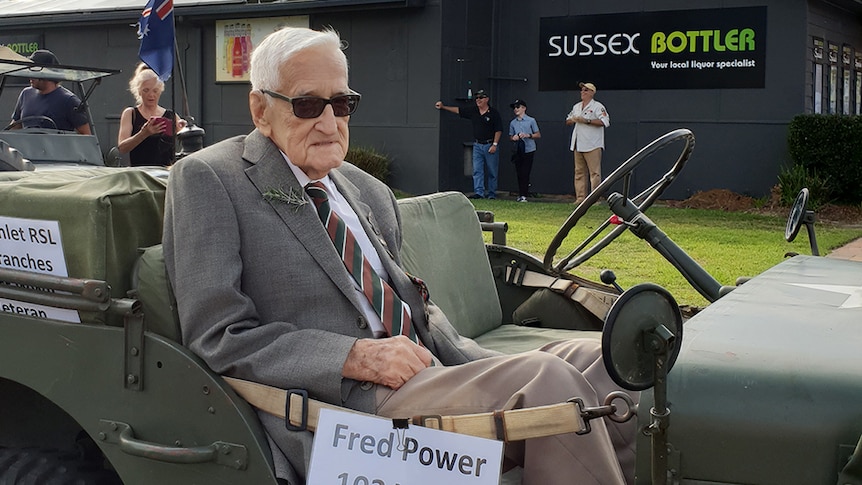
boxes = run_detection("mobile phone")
[150,116,174,136]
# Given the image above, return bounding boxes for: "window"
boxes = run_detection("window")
[813,37,825,114]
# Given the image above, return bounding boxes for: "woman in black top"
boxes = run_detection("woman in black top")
[117,63,186,166]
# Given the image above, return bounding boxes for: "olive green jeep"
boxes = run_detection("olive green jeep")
[1,130,861,484]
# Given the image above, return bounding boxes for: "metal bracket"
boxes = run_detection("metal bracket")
[123,310,145,391]
[667,442,681,479]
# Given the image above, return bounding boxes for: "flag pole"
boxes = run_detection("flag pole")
[174,37,191,120]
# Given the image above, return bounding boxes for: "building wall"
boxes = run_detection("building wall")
[2,0,860,199]
[806,0,862,114]
[462,0,814,200]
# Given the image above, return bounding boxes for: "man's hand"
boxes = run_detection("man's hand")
[343,336,433,390]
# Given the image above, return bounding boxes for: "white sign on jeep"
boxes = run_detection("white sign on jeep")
[0,215,79,323]
[308,408,504,485]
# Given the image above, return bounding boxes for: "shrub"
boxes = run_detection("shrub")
[787,115,862,203]
[346,145,391,183]
[776,164,831,209]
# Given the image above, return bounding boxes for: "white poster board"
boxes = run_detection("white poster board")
[308,408,504,485]
[0,215,79,322]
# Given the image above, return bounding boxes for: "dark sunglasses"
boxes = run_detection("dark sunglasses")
[261,89,361,118]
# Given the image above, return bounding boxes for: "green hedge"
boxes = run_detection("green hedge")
[787,114,862,203]
[346,145,391,183]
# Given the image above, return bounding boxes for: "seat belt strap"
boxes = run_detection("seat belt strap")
[224,377,605,442]
[504,265,616,320]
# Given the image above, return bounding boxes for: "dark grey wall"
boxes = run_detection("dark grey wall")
[318,5,444,195]
[458,0,814,200]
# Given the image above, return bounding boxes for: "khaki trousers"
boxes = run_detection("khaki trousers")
[574,148,603,203]
[376,339,638,485]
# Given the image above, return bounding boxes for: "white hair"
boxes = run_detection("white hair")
[128,63,164,105]
[250,27,348,105]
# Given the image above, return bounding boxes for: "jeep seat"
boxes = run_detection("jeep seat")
[397,191,599,354]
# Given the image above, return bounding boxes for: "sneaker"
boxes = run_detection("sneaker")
[487,195,496,200]
[517,196,527,202]
[469,193,484,199]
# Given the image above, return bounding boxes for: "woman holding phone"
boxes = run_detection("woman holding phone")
[118,63,187,166]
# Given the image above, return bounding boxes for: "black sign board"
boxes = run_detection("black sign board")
[539,7,767,91]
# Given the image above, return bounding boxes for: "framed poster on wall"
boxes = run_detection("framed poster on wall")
[215,15,309,83]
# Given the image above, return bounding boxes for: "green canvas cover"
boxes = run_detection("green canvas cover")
[0,168,167,325]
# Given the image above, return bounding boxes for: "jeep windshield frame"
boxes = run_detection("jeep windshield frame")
[0,57,120,108]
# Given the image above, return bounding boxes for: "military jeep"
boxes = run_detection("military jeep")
[0,46,121,171]
[0,129,860,484]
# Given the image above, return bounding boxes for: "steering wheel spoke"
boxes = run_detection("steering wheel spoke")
[545,129,695,274]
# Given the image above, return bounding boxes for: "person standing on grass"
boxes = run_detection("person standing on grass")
[508,98,540,202]
[436,90,503,199]
[566,82,609,204]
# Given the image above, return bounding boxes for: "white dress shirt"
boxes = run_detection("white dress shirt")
[285,154,409,337]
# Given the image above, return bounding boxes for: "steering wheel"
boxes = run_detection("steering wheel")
[6,116,59,131]
[784,188,809,243]
[544,129,695,274]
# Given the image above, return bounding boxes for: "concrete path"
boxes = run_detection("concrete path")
[826,237,862,262]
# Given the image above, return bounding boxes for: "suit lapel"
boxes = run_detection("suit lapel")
[242,131,366,312]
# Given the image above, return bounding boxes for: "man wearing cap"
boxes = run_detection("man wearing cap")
[9,50,91,134]
[566,82,609,204]
[508,99,541,202]
[436,90,503,199]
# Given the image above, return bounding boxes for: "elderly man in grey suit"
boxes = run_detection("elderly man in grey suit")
[164,27,636,485]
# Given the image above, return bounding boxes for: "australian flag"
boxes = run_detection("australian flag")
[137,0,174,81]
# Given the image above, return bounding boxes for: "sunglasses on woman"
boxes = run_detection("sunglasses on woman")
[261,89,361,118]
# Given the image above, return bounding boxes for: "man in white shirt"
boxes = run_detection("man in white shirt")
[566,82,609,204]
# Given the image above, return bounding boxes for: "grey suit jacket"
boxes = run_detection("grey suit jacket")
[163,130,497,482]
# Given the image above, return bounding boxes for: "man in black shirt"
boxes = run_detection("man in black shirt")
[436,90,503,199]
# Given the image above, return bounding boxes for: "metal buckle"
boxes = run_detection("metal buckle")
[569,391,637,435]
[284,389,309,432]
[414,414,444,430]
[505,261,527,286]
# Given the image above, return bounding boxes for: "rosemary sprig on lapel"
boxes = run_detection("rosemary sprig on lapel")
[263,187,308,211]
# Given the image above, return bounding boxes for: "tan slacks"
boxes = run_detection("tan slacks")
[376,339,638,485]
[574,148,603,203]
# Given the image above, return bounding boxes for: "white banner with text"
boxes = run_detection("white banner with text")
[307,408,504,485]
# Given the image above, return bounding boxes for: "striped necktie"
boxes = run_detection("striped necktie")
[305,182,419,344]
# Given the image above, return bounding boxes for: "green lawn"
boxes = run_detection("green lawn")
[470,199,862,307]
